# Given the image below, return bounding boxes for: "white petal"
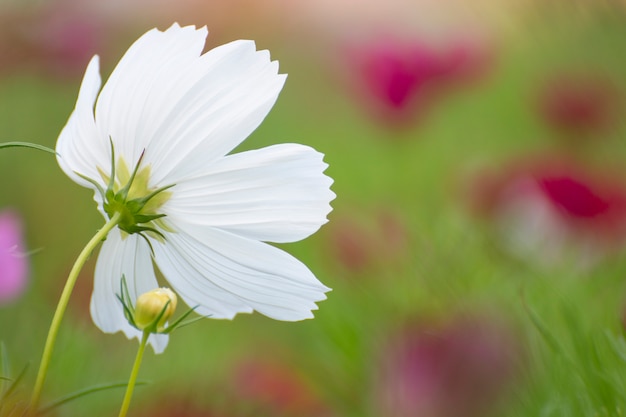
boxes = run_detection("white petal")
[91,230,168,353]
[94,24,207,165]
[148,39,286,184]
[56,55,110,189]
[164,144,335,243]
[92,24,286,185]
[152,223,330,321]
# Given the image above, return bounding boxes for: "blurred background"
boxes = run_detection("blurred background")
[1,0,626,416]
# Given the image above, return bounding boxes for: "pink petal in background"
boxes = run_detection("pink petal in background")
[375,314,521,417]
[464,155,626,268]
[343,33,493,127]
[0,210,28,304]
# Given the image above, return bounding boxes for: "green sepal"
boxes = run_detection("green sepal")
[117,150,146,201]
[137,232,156,256]
[117,294,137,329]
[135,184,176,206]
[117,275,137,328]
[124,200,141,213]
[99,141,174,240]
[133,213,166,224]
[105,188,117,203]
[141,301,172,334]
[76,172,106,201]
[161,306,201,334]
[146,303,205,335]
[131,226,165,240]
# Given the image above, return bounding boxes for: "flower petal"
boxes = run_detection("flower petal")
[152,222,330,321]
[148,38,286,184]
[92,230,168,353]
[94,23,207,165]
[56,55,110,189]
[164,144,335,243]
[92,23,286,185]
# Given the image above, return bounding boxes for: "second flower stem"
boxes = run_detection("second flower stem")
[30,212,122,412]
[118,330,150,417]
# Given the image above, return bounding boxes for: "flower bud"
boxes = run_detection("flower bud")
[134,288,177,332]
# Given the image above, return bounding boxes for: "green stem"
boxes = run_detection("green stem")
[30,212,122,412]
[0,141,56,154]
[118,331,149,417]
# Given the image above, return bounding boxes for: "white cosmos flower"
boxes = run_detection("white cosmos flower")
[56,23,335,353]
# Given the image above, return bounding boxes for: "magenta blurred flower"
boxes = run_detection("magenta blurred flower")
[37,14,102,78]
[232,359,331,417]
[537,74,621,137]
[0,7,101,78]
[375,315,520,417]
[0,210,28,304]
[344,34,492,126]
[467,156,626,267]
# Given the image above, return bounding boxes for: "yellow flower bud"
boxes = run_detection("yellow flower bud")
[134,288,177,332]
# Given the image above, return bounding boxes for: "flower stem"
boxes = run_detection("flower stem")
[118,330,149,417]
[30,212,122,412]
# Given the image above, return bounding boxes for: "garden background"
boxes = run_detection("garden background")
[1,1,626,416]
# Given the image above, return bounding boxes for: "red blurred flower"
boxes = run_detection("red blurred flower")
[0,210,28,305]
[537,75,621,137]
[467,156,626,267]
[232,359,331,417]
[343,34,493,126]
[375,314,521,417]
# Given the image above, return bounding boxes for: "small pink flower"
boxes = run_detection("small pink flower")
[344,34,492,126]
[375,314,520,417]
[0,210,28,304]
[537,74,621,137]
[466,156,626,267]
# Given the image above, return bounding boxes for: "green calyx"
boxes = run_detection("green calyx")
[78,140,174,243]
[101,156,172,238]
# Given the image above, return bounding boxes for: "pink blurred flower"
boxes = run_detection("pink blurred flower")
[375,314,521,417]
[344,34,493,126]
[466,156,626,267]
[537,74,621,137]
[232,359,331,417]
[36,14,102,78]
[0,6,102,78]
[0,210,28,304]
